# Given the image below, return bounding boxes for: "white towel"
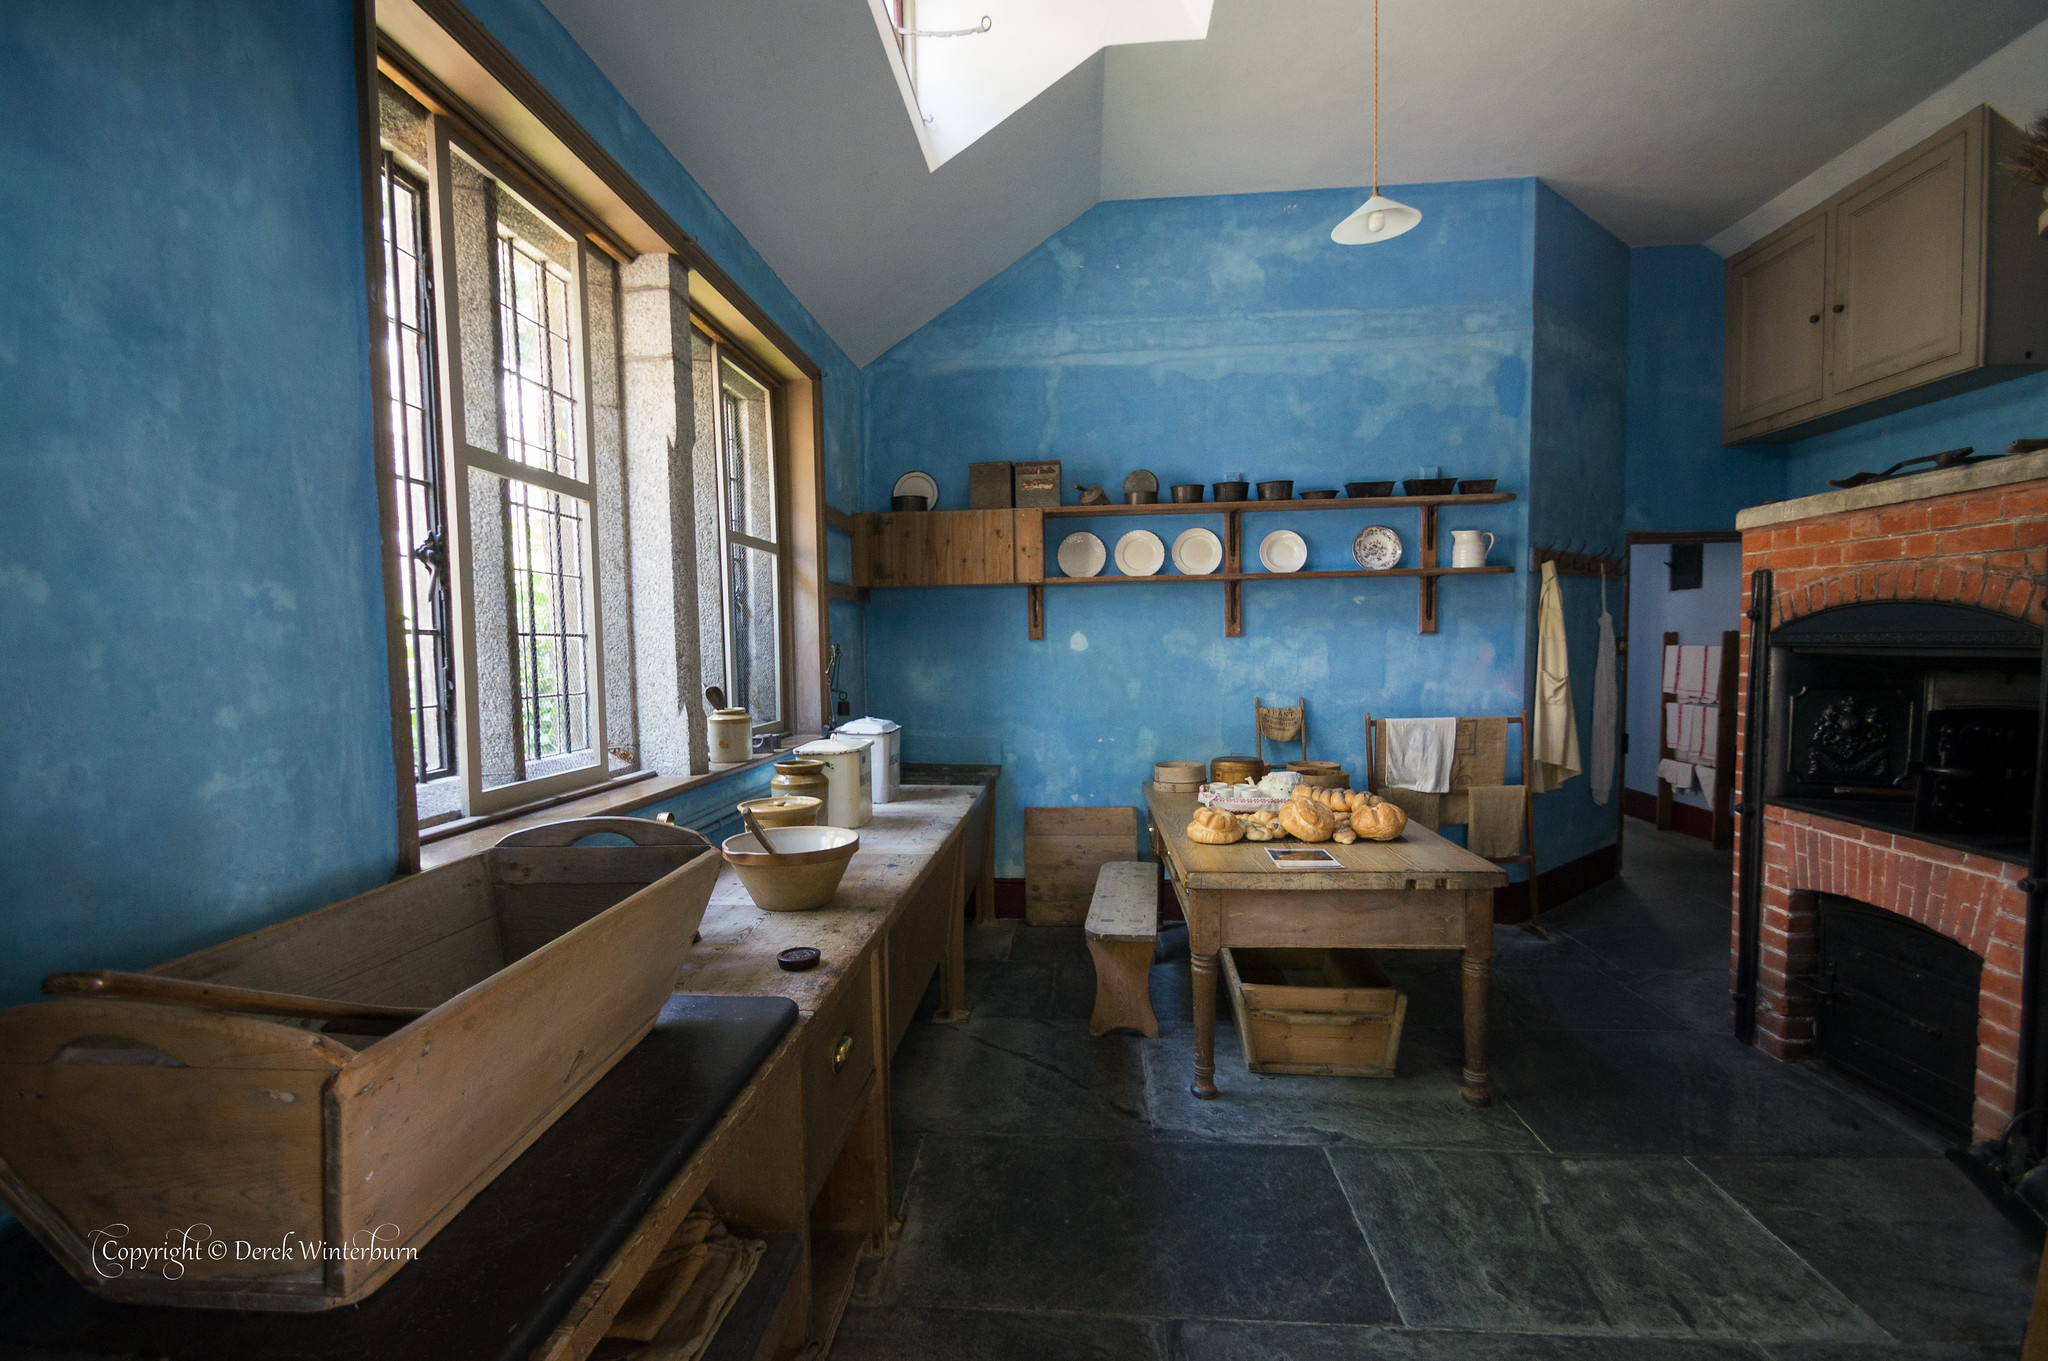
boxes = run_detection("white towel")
[1702,645,1724,703]
[1657,758,1696,791]
[1664,701,1681,752]
[1693,704,1721,767]
[1679,705,1704,763]
[1384,717,1459,794]
[1661,644,1679,694]
[1675,645,1708,701]
[1698,765,1718,803]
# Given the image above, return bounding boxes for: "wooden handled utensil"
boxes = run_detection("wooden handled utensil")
[740,806,788,861]
[43,971,429,1034]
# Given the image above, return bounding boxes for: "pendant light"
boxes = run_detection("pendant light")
[1332,0,1421,245]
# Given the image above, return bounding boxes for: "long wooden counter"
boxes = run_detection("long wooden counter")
[549,782,991,1360]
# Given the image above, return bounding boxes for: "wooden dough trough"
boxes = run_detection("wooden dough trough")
[0,817,719,1312]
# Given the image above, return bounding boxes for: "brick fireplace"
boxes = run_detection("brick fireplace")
[1735,453,2048,1144]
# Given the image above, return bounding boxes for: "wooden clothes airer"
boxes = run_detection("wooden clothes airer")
[1364,712,1546,936]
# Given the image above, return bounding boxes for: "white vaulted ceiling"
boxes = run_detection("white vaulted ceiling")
[540,0,2048,365]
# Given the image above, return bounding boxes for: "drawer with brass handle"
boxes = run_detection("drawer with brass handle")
[801,959,876,1199]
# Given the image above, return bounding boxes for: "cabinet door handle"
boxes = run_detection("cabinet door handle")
[1833,303,1845,313]
[1809,314,1820,324]
[832,1033,855,1073]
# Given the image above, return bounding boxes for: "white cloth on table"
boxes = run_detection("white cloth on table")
[1383,717,1459,793]
[1531,562,1582,792]
[1589,567,1617,807]
[1657,758,1696,791]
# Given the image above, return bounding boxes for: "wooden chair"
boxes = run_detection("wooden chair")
[1255,696,1308,767]
[1364,711,1545,936]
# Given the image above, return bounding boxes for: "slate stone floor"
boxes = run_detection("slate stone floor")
[833,824,2039,1360]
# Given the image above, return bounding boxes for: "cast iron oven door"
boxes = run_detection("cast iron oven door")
[1916,708,2038,836]
[1812,896,1982,1144]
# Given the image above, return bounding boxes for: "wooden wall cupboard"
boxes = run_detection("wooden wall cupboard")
[1723,105,2048,445]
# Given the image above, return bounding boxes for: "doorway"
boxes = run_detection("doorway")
[1623,532,1743,844]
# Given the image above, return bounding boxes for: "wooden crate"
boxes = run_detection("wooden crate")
[1023,806,1139,926]
[1221,947,1407,1077]
[0,817,719,1311]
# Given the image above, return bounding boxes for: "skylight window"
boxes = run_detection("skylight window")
[869,0,1213,170]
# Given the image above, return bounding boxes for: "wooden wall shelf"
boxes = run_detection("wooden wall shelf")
[852,494,1516,639]
[1040,491,1513,518]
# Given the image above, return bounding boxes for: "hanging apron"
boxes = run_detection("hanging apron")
[1531,560,1582,792]
[1589,567,1617,806]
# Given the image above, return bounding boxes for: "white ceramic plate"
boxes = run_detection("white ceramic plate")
[1352,524,1402,570]
[1056,531,1107,578]
[892,470,938,506]
[1171,527,1223,575]
[1114,529,1166,576]
[1258,529,1308,574]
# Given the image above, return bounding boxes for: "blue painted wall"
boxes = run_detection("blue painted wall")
[862,182,1552,878]
[1623,245,1786,530]
[1780,368,2048,497]
[1528,186,1631,869]
[1,0,864,1006]
[0,2,395,1006]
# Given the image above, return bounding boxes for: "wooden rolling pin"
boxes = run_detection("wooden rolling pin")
[43,971,428,1033]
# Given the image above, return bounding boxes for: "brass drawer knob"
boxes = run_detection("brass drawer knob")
[832,1033,855,1073]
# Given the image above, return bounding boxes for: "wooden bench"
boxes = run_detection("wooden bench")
[1085,861,1160,1037]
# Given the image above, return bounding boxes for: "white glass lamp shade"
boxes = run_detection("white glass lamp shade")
[1331,193,1422,245]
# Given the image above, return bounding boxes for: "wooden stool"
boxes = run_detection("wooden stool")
[1085,862,1161,1037]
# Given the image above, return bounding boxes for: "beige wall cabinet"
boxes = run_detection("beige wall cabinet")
[1723,106,2048,445]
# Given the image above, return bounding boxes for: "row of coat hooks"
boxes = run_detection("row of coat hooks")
[1528,540,1627,579]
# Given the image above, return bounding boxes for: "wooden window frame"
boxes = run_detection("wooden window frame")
[361,0,831,870]
[427,122,613,817]
[696,315,796,738]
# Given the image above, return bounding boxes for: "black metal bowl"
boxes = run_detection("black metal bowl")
[1345,481,1396,498]
[891,494,929,512]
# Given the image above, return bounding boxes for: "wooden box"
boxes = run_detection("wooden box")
[1023,806,1138,926]
[968,460,1013,509]
[1013,460,1061,508]
[0,817,719,1311]
[1221,947,1406,1077]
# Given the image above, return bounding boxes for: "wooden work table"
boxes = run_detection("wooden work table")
[1145,786,1507,1105]
[643,782,990,1358]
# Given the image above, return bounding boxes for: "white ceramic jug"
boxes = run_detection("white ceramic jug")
[1450,530,1495,568]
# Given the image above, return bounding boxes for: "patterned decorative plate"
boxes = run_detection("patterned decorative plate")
[1352,524,1402,570]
